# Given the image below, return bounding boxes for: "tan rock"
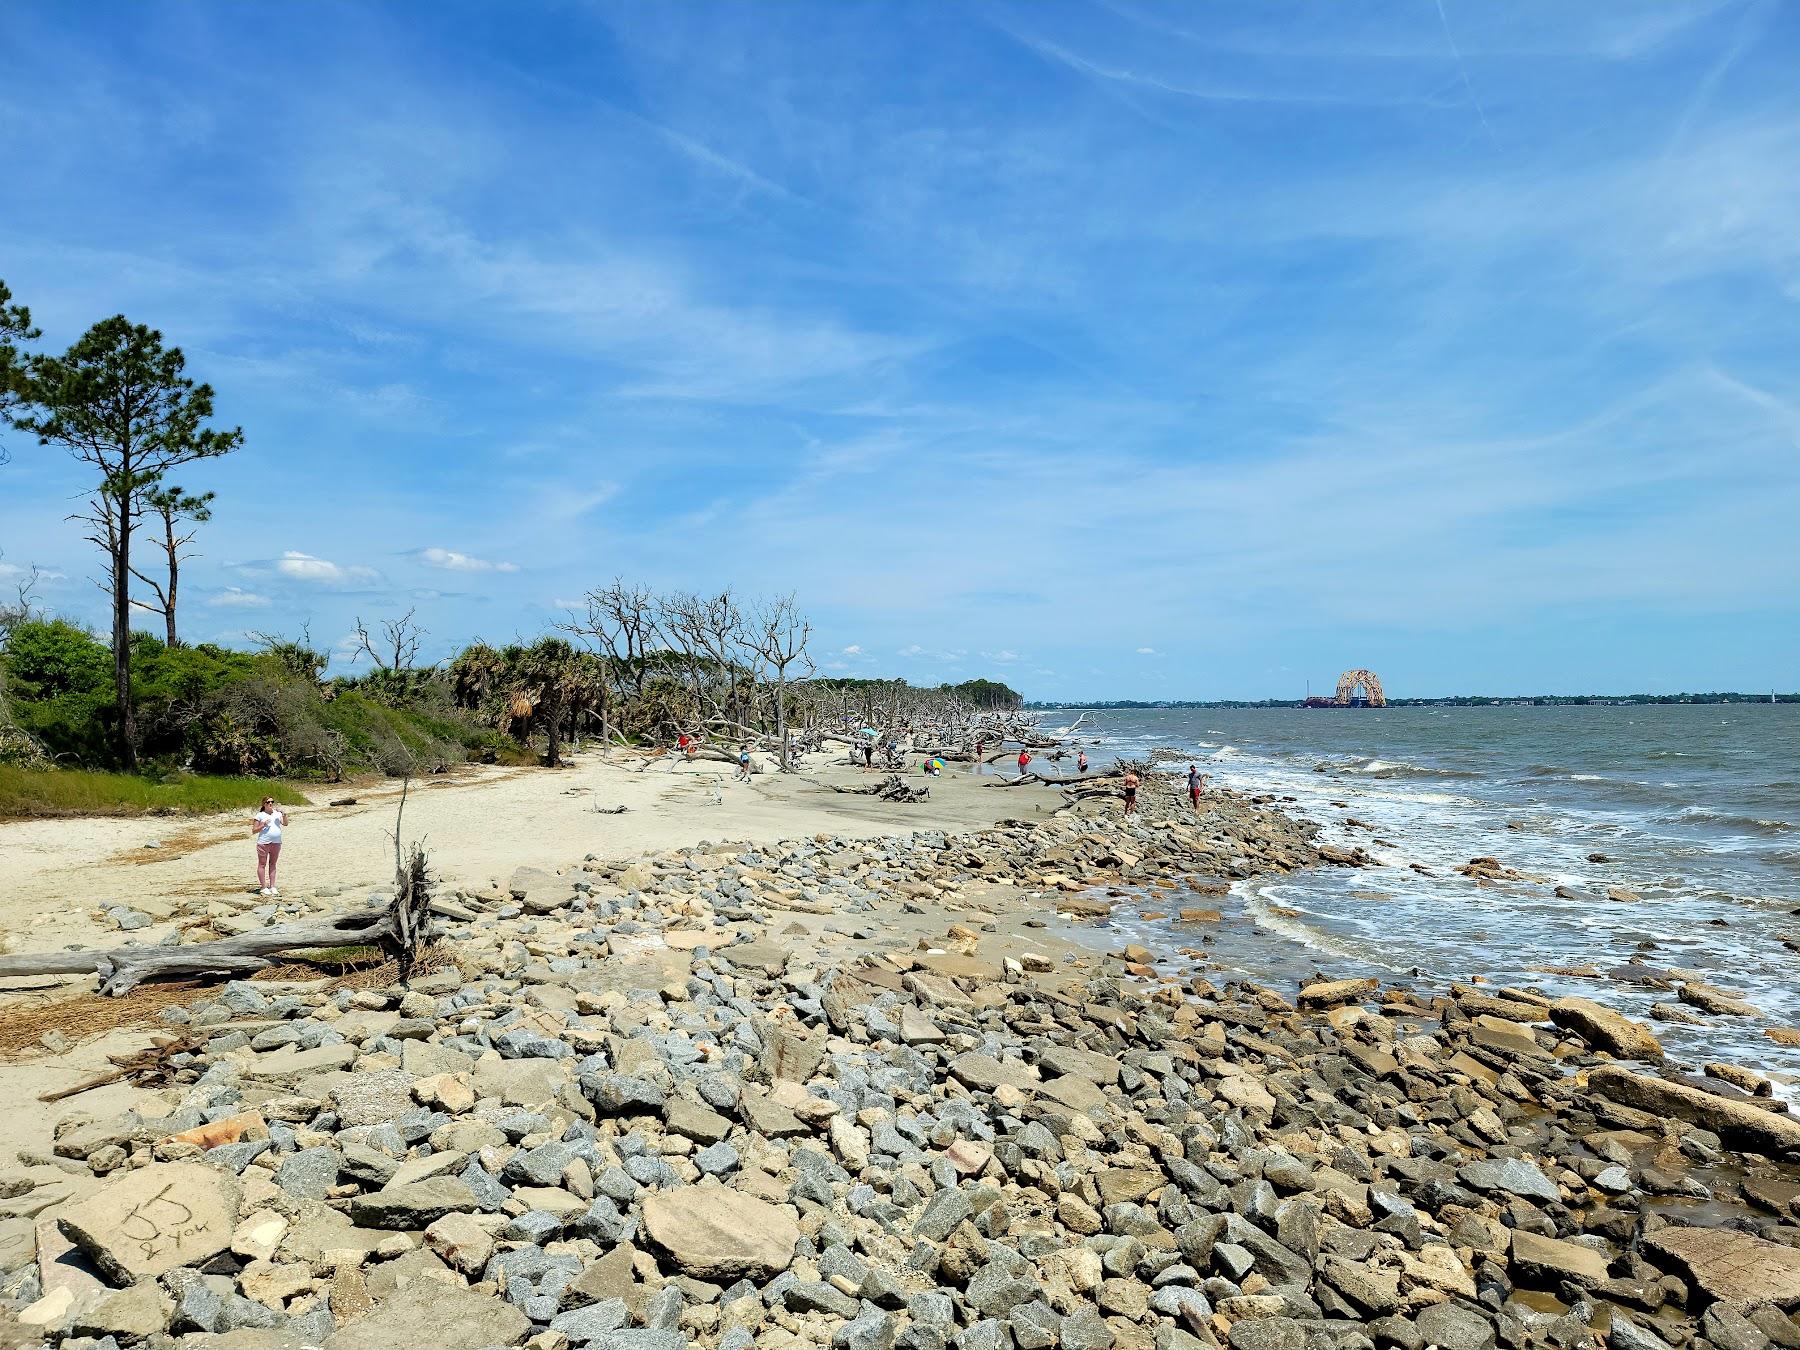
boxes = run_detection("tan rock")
[944,1140,993,1176]
[230,1209,289,1262]
[412,1073,476,1114]
[1646,1225,1800,1308]
[1549,997,1663,1061]
[1509,1230,1610,1289]
[1703,1062,1771,1096]
[1677,982,1761,1017]
[324,1276,528,1350]
[1588,1065,1800,1156]
[1298,977,1379,1009]
[56,1162,241,1283]
[1216,1075,1277,1115]
[1095,1169,1164,1205]
[641,1186,798,1280]
[424,1212,495,1276]
[68,1283,172,1341]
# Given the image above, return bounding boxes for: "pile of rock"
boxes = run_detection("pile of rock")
[3,797,1797,1350]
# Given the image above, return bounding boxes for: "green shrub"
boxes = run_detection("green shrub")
[0,619,499,780]
[0,765,305,818]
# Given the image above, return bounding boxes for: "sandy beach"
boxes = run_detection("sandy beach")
[0,752,1039,968]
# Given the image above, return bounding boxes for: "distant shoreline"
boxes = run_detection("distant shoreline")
[1030,692,1799,709]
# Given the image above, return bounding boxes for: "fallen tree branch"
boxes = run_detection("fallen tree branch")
[823,773,931,803]
[0,904,441,997]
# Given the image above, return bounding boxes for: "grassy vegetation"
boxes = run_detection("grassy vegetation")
[0,765,306,820]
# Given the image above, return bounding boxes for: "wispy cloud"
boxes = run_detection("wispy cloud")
[412,547,519,574]
[205,587,272,608]
[270,551,381,586]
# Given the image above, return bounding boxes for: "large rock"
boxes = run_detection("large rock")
[641,1186,798,1280]
[507,865,562,898]
[1298,977,1379,1009]
[325,1277,529,1350]
[1645,1225,1800,1308]
[329,1070,415,1127]
[1550,998,1663,1061]
[346,1177,477,1229]
[57,1162,241,1282]
[1460,1157,1559,1205]
[1508,1230,1610,1289]
[1587,1066,1800,1156]
[948,1052,1038,1094]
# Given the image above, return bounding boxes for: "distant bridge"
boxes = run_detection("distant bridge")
[1333,669,1386,707]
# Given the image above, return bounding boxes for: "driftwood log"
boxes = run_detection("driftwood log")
[0,902,443,997]
[824,773,930,804]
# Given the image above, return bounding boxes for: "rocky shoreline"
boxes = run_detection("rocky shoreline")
[3,777,1798,1350]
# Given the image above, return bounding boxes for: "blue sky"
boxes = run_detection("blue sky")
[2,1,1797,700]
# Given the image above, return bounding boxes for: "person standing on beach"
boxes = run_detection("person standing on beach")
[1187,764,1208,811]
[250,796,287,896]
[1122,768,1140,814]
[1017,749,1032,778]
[735,745,753,783]
[1077,750,1088,774]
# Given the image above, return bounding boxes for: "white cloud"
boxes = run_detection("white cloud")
[275,551,380,585]
[841,644,863,655]
[414,546,519,573]
[983,649,1020,663]
[0,562,65,581]
[898,644,925,657]
[1136,646,1157,655]
[206,587,272,608]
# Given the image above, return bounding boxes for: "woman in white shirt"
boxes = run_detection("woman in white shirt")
[251,797,288,896]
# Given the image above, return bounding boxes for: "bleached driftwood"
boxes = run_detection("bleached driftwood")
[824,774,931,803]
[0,903,441,997]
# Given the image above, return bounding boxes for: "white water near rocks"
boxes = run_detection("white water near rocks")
[1056,703,1800,1093]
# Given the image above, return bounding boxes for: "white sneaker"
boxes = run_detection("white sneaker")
[267,887,279,898]
[259,887,273,897]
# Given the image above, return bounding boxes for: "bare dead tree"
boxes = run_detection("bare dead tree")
[751,593,813,771]
[0,558,44,638]
[388,776,433,987]
[127,484,213,648]
[662,589,749,727]
[351,606,428,671]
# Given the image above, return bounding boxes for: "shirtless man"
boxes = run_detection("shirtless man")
[1122,768,1140,814]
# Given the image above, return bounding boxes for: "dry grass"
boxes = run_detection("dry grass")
[0,942,458,1062]
[0,981,213,1058]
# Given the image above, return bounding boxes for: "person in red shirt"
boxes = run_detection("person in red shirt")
[676,732,694,759]
[1017,750,1031,778]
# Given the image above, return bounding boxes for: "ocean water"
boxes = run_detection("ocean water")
[1048,704,1800,1089]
